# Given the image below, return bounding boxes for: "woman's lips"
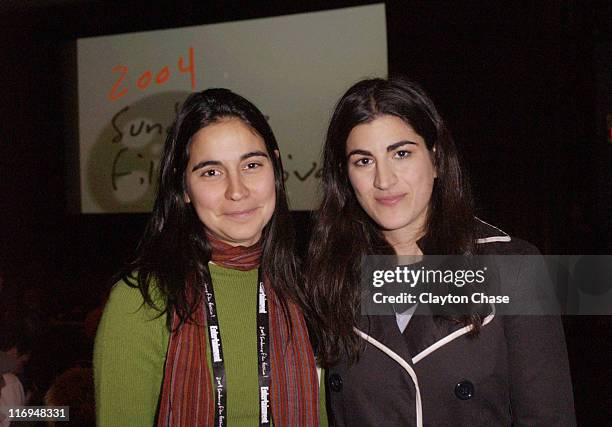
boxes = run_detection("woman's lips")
[375,194,406,206]
[224,207,258,219]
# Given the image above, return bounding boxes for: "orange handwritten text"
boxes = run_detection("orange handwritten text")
[107,47,196,101]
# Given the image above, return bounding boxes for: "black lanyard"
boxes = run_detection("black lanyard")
[203,267,272,427]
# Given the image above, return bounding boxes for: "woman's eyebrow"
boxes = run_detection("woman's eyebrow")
[347,140,418,158]
[191,151,269,172]
[386,140,417,152]
[192,160,220,172]
[241,150,269,160]
[347,149,372,158]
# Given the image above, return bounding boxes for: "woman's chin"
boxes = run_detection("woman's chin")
[215,231,262,247]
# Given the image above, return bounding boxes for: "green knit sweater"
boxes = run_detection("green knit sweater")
[94,265,327,426]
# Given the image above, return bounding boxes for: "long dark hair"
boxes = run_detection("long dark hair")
[119,88,298,328]
[306,77,477,366]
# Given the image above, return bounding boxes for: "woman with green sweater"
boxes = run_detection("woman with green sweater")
[94,89,324,426]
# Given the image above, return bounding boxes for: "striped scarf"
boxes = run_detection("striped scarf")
[156,235,319,426]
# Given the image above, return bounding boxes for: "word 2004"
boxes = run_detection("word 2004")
[107,47,196,101]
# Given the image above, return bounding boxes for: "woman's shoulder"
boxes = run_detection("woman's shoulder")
[1,373,21,387]
[95,274,168,352]
[0,373,25,406]
[474,217,541,255]
[104,273,165,319]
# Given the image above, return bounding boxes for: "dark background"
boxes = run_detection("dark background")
[0,0,610,424]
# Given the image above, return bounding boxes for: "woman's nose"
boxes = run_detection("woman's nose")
[373,160,398,190]
[225,172,249,201]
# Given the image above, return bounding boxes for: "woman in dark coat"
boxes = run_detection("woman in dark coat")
[305,76,575,426]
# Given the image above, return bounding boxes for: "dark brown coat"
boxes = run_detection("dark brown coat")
[326,221,576,426]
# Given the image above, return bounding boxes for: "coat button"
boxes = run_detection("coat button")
[454,380,474,400]
[328,374,343,392]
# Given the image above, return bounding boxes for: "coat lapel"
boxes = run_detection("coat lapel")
[401,305,466,361]
[359,306,466,366]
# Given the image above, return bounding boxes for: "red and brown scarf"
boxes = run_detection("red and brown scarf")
[156,236,319,426]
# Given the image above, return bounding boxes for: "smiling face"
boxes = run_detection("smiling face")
[346,114,437,247]
[184,118,276,246]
